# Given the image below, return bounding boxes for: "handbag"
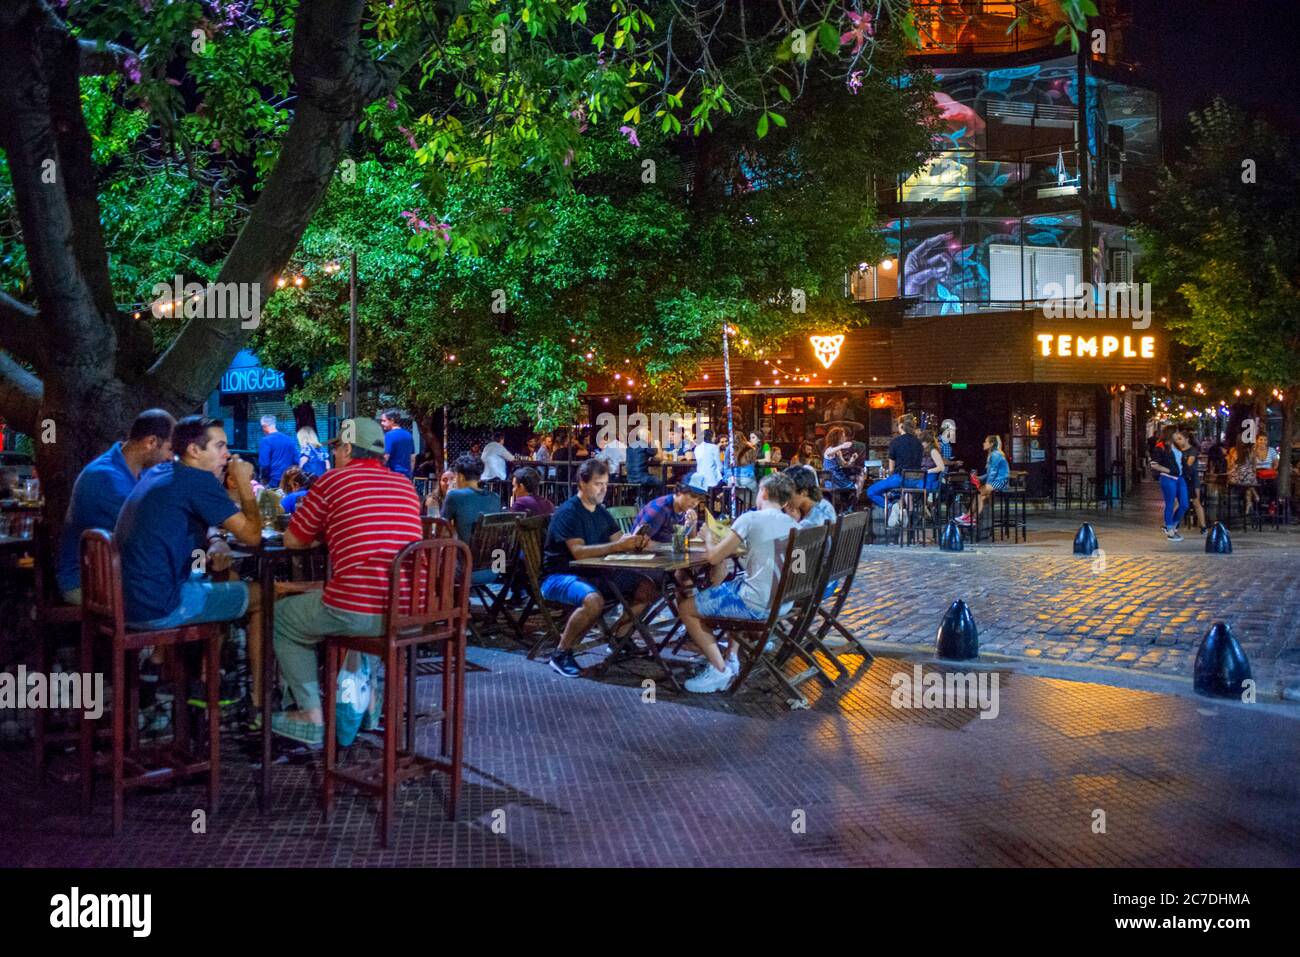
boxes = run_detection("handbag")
[335,651,372,747]
[1257,468,1278,480]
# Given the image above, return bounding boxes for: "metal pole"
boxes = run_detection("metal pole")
[1077,23,1091,298]
[348,249,358,417]
[721,322,737,517]
[442,403,449,473]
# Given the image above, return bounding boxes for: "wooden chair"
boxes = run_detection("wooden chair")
[707,483,754,518]
[514,515,613,660]
[697,524,831,708]
[606,505,638,535]
[33,516,85,774]
[423,515,453,539]
[78,530,223,836]
[781,511,872,680]
[321,537,471,847]
[466,511,523,642]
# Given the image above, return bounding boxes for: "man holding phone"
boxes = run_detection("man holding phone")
[630,483,707,543]
[539,457,659,678]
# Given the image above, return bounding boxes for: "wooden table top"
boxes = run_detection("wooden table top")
[572,541,712,574]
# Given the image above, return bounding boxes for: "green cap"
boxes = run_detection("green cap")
[337,417,387,455]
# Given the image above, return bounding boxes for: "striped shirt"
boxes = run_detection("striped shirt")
[287,459,423,615]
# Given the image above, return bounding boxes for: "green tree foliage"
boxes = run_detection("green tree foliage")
[1136,98,1300,494]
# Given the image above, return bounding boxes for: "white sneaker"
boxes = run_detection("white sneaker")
[685,663,735,693]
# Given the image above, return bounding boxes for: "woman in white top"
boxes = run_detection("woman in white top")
[692,429,723,488]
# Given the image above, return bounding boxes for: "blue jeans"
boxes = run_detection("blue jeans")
[129,574,249,630]
[867,474,922,509]
[1160,474,1189,528]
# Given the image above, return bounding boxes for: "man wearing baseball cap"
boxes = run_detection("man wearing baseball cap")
[630,482,707,543]
[271,417,423,745]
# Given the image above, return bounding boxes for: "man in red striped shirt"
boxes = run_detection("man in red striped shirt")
[271,417,423,745]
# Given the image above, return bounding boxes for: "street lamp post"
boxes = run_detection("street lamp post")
[348,249,358,418]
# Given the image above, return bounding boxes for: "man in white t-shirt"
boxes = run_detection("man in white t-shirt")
[691,429,722,488]
[673,472,798,693]
[481,431,514,481]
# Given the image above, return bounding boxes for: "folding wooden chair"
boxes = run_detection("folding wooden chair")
[780,511,872,680]
[697,524,831,709]
[322,537,470,847]
[466,511,524,642]
[514,515,614,660]
[606,505,638,534]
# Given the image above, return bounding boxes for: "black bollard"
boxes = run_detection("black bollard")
[1193,621,1251,698]
[1205,521,1233,554]
[936,599,979,660]
[1073,522,1098,556]
[939,519,964,552]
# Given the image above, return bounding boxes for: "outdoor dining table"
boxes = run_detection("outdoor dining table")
[227,530,328,812]
[571,540,713,691]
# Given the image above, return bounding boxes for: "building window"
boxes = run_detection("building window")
[849,260,900,301]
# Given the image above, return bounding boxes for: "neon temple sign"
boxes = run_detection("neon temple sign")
[810,334,845,369]
[1036,334,1155,359]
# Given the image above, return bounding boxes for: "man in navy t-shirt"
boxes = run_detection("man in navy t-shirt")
[56,409,175,603]
[115,418,266,696]
[380,408,415,477]
[257,415,298,486]
[538,458,657,678]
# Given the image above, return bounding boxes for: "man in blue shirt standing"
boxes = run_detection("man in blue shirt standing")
[257,415,298,487]
[56,409,176,603]
[380,408,415,477]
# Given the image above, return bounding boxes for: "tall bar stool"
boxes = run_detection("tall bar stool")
[33,517,85,774]
[321,537,471,847]
[78,530,223,836]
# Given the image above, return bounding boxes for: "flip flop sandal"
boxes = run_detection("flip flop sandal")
[270,713,324,747]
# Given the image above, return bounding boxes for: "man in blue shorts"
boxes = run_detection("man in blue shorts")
[541,457,658,678]
[673,472,798,693]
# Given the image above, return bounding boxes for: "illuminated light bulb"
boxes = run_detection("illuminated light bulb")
[1247,388,1253,396]
[571,337,577,343]
[703,374,709,380]
[133,311,141,319]
[614,373,621,380]
[1234,389,1241,397]
[626,379,633,386]
[276,277,286,287]
[880,259,895,271]
[625,394,632,400]
[448,354,456,361]
[624,359,630,364]
[603,397,609,403]
[755,380,761,386]
[293,276,304,287]
[586,352,593,359]
[1178,383,1184,390]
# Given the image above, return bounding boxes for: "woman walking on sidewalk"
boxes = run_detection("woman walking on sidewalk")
[1150,426,1189,542]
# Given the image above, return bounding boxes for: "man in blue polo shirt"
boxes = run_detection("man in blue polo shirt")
[380,408,415,477]
[257,415,298,487]
[116,416,265,625]
[56,409,176,603]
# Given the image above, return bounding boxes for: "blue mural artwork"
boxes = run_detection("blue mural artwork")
[878,55,1156,313]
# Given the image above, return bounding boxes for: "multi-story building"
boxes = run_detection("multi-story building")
[662,0,1168,497]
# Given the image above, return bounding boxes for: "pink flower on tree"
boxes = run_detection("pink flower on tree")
[840,11,875,55]
[386,96,398,111]
[123,55,142,85]
[846,71,863,94]
[434,223,452,242]
[397,125,419,151]
[618,125,640,147]
[400,210,434,232]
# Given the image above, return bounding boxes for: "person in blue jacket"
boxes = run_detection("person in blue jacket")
[960,434,1008,526]
[1150,425,1190,542]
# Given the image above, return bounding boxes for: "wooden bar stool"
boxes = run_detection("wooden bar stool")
[78,530,223,836]
[321,537,471,847]
[33,517,86,774]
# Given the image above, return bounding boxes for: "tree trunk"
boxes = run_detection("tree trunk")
[1280,389,1297,502]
